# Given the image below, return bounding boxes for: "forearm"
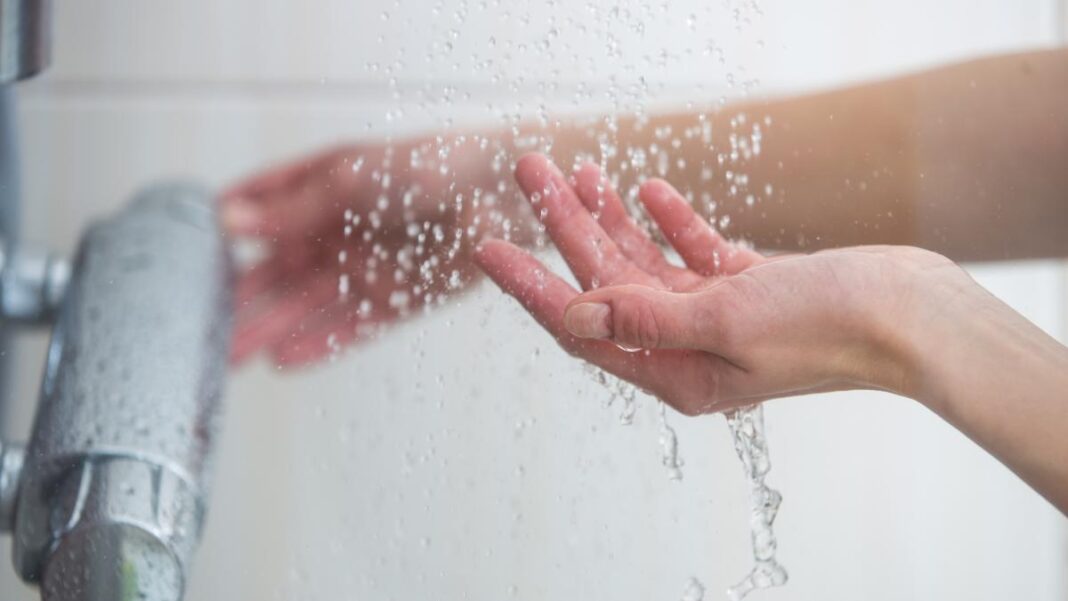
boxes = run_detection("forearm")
[458,48,1068,261]
[902,280,1068,513]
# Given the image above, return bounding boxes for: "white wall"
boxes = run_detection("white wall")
[1,1,1065,600]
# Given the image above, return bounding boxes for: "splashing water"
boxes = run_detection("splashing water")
[583,366,686,480]
[658,401,684,481]
[315,2,779,598]
[583,366,789,600]
[724,404,787,600]
[681,577,706,601]
[585,364,638,426]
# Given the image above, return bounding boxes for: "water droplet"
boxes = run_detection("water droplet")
[725,405,788,600]
[681,577,705,601]
[658,401,683,480]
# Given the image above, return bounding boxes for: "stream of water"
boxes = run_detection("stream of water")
[724,404,787,600]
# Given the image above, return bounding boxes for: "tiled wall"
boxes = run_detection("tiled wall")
[1,2,1066,600]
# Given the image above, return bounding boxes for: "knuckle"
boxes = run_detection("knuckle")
[692,300,727,348]
[614,297,661,349]
[694,289,738,351]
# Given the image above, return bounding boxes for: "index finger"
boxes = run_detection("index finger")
[514,154,656,289]
[639,179,761,276]
[219,158,315,203]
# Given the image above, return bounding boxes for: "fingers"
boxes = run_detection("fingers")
[219,157,320,234]
[235,260,284,308]
[571,164,702,290]
[266,258,447,367]
[514,154,656,289]
[269,318,358,367]
[571,164,666,270]
[219,159,312,204]
[474,239,742,415]
[269,304,389,367]
[226,182,349,240]
[230,272,343,364]
[219,148,356,239]
[235,243,317,307]
[475,239,596,345]
[638,179,761,276]
[473,239,656,370]
[563,283,733,354]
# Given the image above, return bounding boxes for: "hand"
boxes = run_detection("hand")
[474,154,972,414]
[220,138,504,367]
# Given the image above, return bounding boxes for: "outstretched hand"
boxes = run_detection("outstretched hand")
[220,141,492,366]
[474,154,961,414]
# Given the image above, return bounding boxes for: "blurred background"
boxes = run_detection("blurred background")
[1,1,1066,600]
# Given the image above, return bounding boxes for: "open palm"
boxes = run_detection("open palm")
[474,153,768,414]
[475,154,949,414]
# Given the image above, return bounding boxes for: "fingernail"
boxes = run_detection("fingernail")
[564,303,612,339]
[221,201,259,232]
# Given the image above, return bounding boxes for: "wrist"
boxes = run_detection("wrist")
[885,260,1065,416]
[887,282,983,408]
[856,249,981,403]
[886,265,1068,510]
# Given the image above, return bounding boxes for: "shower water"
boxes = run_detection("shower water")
[657,400,683,481]
[324,3,781,599]
[583,368,788,599]
[585,364,639,426]
[724,404,787,600]
[681,576,706,601]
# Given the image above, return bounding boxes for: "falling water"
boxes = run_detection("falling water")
[585,364,639,426]
[724,404,787,600]
[658,400,684,481]
[681,576,706,601]
[308,1,780,599]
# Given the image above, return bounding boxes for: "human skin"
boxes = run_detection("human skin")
[218,47,1068,514]
[219,48,1068,366]
[473,153,1068,514]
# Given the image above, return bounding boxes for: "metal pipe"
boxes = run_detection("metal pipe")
[0,439,22,531]
[0,237,69,323]
[0,0,51,83]
[0,5,231,599]
[0,85,18,436]
[12,183,232,601]
[0,0,54,433]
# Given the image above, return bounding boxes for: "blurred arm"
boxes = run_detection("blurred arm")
[489,48,1068,261]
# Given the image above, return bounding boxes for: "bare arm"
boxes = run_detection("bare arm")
[220,48,1068,365]
[475,153,1068,513]
[509,48,1066,260]
[903,280,1068,511]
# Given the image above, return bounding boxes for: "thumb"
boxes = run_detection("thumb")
[563,284,723,351]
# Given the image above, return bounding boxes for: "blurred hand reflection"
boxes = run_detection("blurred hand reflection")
[220,139,507,366]
[221,48,1068,369]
